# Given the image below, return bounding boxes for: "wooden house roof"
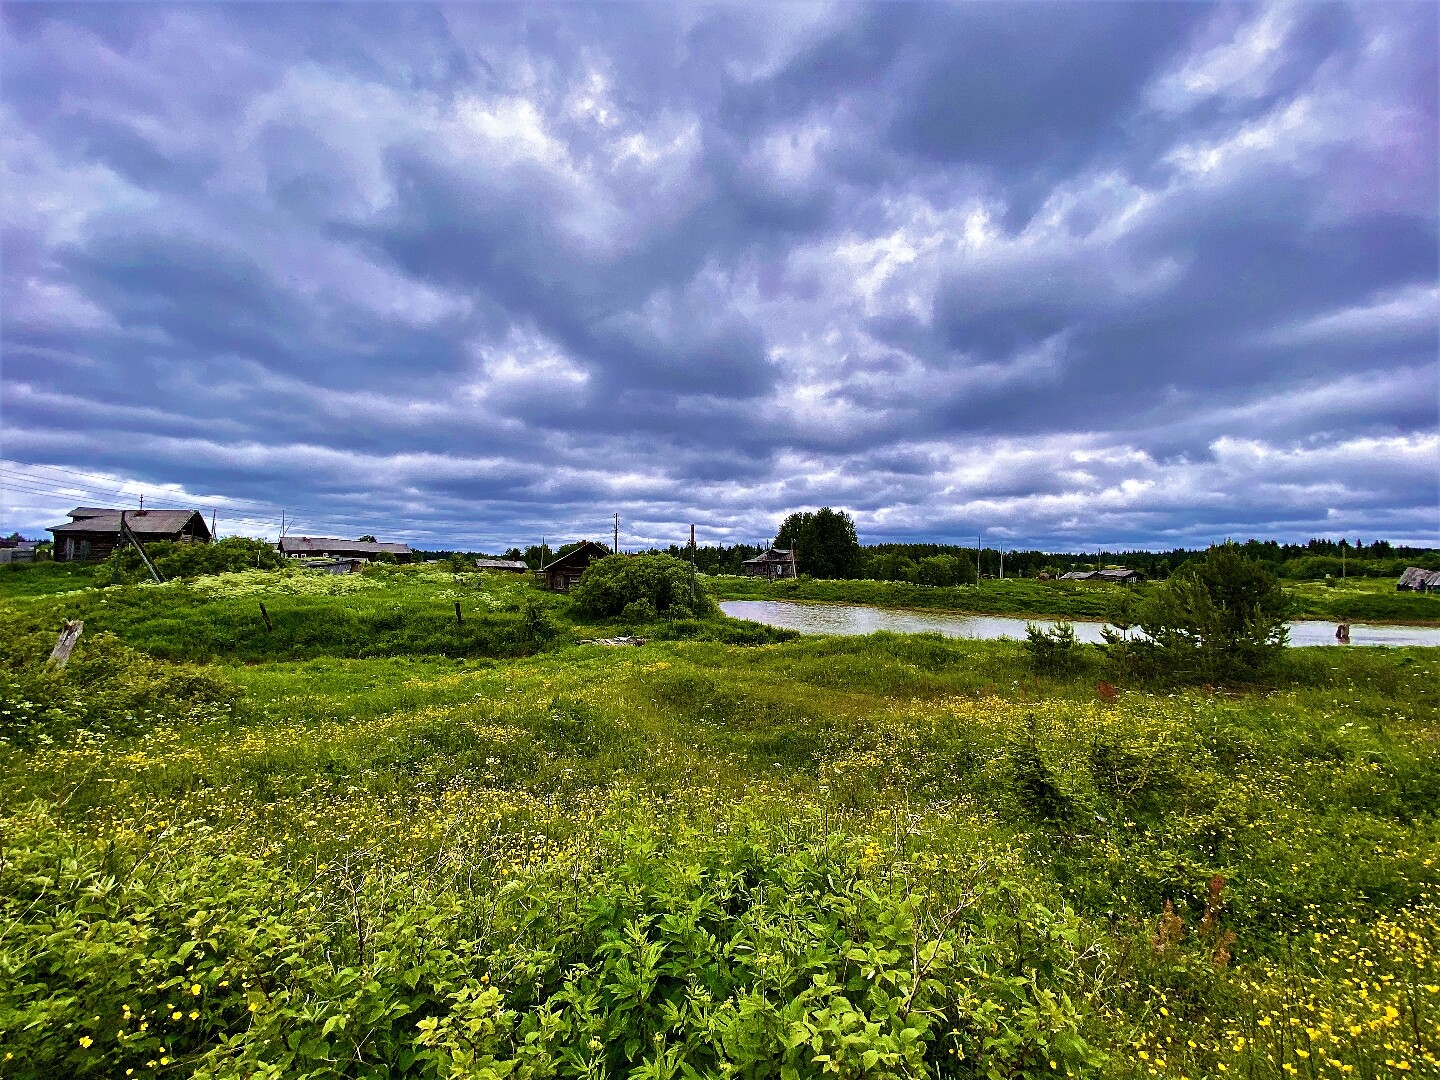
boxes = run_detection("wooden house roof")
[1398,566,1440,589]
[48,509,209,538]
[743,548,794,564]
[278,536,411,557]
[541,540,610,572]
[475,558,530,571]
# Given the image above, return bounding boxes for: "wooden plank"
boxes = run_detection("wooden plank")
[48,620,84,668]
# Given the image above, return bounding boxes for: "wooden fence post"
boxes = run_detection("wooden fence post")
[454,601,463,626]
[259,603,273,631]
[48,620,84,668]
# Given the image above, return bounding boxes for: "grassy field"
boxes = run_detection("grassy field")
[1,561,1438,1078]
[711,573,1440,626]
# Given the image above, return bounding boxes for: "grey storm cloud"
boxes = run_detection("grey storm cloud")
[1,1,1436,551]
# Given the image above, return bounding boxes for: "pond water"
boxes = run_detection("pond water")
[719,599,1440,648]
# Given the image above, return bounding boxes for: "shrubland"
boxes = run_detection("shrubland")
[0,559,1437,1078]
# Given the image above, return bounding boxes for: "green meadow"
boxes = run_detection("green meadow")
[1,561,1437,1079]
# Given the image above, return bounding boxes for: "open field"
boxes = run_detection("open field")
[710,574,1440,627]
[2,562,1438,1078]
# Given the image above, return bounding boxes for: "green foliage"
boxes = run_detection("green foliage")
[571,554,713,619]
[0,625,237,747]
[1104,544,1290,684]
[2,563,1439,1079]
[114,537,286,581]
[1023,621,1085,676]
[915,553,971,587]
[776,508,862,579]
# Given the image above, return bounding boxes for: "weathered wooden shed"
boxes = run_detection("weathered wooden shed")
[48,507,212,562]
[1397,566,1440,592]
[1096,568,1143,584]
[475,558,530,573]
[742,548,797,579]
[278,537,413,563]
[539,541,609,592]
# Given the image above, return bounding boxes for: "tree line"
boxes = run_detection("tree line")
[419,519,1438,583]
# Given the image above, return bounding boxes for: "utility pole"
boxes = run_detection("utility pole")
[999,546,1004,581]
[614,513,619,553]
[976,533,982,586]
[689,524,697,604]
[211,510,217,541]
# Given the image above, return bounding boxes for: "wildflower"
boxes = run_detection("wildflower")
[78,1036,93,1048]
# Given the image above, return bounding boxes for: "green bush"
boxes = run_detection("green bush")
[116,537,284,581]
[571,554,714,619]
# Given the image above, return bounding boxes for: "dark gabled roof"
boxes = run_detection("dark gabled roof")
[541,540,610,572]
[743,548,794,564]
[1398,566,1440,589]
[48,509,208,537]
[278,536,411,557]
[68,507,111,520]
[1059,570,1098,580]
[1096,568,1142,580]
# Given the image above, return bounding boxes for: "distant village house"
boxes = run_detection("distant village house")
[278,537,412,563]
[0,538,39,564]
[1397,566,1440,592]
[48,507,212,562]
[539,540,609,592]
[475,558,530,573]
[1059,568,1143,584]
[742,547,797,579]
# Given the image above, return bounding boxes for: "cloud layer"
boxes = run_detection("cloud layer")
[3,3,1436,549]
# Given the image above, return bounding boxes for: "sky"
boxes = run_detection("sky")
[2,2,1437,553]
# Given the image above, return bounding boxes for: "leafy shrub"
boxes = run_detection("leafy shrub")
[0,804,1099,1080]
[116,537,285,580]
[571,554,714,619]
[1104,544,1289,685]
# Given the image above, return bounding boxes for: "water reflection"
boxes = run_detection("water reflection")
[719,600,1440,648]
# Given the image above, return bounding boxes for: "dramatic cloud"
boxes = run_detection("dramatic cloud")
[2,2,1436,550]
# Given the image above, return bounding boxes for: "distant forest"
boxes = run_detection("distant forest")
[426,536,1438,582]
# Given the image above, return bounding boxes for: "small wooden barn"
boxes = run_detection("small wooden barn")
[48,507,211,562]
[1397,566,1440,592]
[742,548,797,579]
[475,558,530,573]
[1096,568,1143,584]
[539,540,609,592]
[1058,570,1098,581]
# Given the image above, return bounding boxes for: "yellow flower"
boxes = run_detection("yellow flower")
[78,1036,93,1049]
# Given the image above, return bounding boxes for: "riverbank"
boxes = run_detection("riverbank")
[708,573,1440,626]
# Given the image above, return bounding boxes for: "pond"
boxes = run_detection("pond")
[719,600,1440,648]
